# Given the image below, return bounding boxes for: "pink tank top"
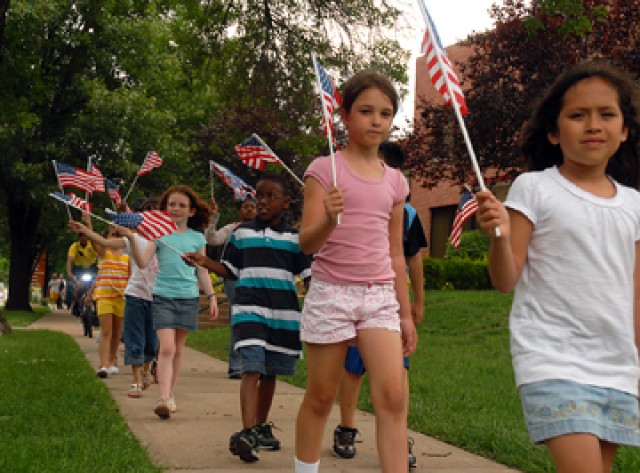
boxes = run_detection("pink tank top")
[304,152,409,284]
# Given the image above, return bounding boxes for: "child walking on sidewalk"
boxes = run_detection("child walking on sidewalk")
[294,70,417,473]
[184,173,311,463]
[476,61,640,472]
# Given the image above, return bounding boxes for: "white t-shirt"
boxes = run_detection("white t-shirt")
[506,166,640,395]
[124,233,158,301]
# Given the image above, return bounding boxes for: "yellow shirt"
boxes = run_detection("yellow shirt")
[67,241,98,268]
[94,251,129,300]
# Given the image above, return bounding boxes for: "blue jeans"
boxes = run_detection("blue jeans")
[123,295,157,366]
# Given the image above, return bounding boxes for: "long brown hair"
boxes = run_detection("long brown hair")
[158,185,211,231]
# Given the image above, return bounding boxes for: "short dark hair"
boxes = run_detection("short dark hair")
[257,172,290,196]
[379,141,406,169]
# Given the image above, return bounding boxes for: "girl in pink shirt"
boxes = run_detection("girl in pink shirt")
[294,70,417,473]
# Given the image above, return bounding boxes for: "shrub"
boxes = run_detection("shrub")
[423,257,492,290]
[445,230,491,260]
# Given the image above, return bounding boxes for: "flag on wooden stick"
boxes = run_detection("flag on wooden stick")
[449,187,478,248]
[235,136,280,171]
[105,208,176,241]
[49,192,93,212]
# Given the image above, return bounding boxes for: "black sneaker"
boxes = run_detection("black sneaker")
[229,429,260,463]
[332,425,358,459]
[408,437,417,468]
[255,422,281,450]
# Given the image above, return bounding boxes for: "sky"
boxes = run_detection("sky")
[395,0,497,127]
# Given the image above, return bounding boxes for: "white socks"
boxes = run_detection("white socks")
[294,457,319,473]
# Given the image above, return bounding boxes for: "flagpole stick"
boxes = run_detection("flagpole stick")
[417,0,499,236]
[311,53,341,224]
[252,134,305,187]
[123,174,140,203]
[52,160,73,220]
[209,161,215,200]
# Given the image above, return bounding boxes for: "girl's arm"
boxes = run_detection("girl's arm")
[299,177,344,254]
[195,246,219,321]
[68,221,126,251]
[476,190,531,293]
[115,227,156,268]
[633,241,640,389]
[389,201,417,357]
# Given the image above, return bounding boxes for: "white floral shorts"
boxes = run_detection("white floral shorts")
[300,279,400,344]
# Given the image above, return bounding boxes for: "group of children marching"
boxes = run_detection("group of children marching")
[65,61,640,473]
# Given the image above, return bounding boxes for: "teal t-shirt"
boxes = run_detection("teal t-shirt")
[153,229,205,299]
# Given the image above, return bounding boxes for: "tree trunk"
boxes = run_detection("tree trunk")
[5,195,41,311]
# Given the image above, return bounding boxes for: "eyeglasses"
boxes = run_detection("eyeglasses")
[255,193,284,202]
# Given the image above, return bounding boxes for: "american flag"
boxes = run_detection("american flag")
[49,192,93,212]
[234,136,280,171]
[137,151,163,176]
[105,208,176,241]
[449,188,478,248]
[54,161,102,194]
[88,162,105,192]
[105,178,122,205]
[209,161,256,201]
[420,7,468,115]
[312,57,342,138]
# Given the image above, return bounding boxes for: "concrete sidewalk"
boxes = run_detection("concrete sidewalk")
[30,309,520,472]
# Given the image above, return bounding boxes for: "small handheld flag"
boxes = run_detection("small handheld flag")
[209,161,256,201]
[234,136,280,171]
[105,208,176,241]
[54,161,102,194]
[420,8,468,115]
[449,188,478,248]
[106,179,122,205]
[49,192,93,212]
[137,151,163,177]
[312,56,342,140]
[88,162,105,192]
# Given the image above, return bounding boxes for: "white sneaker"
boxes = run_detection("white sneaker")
[107,365,119,375]
[167,395,177,412]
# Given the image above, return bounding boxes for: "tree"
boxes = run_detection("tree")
[1,0,412,310]
[405,0,640,188]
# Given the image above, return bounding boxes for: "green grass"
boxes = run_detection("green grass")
[0,328,161,473]
[4,305,50,327]
[186,290,640,473]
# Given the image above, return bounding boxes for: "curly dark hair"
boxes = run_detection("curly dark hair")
[521,61,640,188]
[158,185,211,231]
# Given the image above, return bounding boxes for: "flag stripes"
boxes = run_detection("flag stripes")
[106,209,176,241]
[449,188,478,248]
[235,136,280,171]
[137,151,163,176]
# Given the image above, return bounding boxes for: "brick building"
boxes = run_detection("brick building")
[409,44,477,258]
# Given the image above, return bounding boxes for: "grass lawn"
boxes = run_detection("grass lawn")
[187,290,640,473]
[0,308,161,473]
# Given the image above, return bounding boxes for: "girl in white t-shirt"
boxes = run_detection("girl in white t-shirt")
[476,62,640,472]
[294,70,416,473]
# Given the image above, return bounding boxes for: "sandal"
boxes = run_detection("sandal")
[141,371,151,390]
[128,384,142,398]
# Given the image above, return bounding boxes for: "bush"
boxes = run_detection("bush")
[445,230,491,260]
[423,257,492,290]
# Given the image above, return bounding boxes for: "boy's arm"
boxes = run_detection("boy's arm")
[406,253,424,326]
[182,252,231,278]
[390,202,416,356]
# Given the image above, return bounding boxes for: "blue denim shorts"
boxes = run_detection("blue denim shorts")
[152,295,198,331]
[519,379,640,446]
[237,345,296,376]
[343,346,409,376]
